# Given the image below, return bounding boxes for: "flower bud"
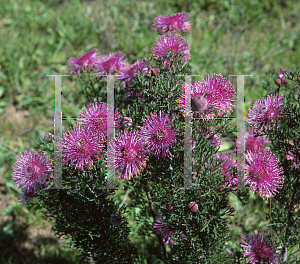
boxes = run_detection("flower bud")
[191,95,208,111]
[275,78,281,85]
[166,202,175,210]
[187,202,198,213]
[282,78,289,84]
[120,117,132,128]
[110,214,122,226]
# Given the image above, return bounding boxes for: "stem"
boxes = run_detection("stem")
[143,179,169,262]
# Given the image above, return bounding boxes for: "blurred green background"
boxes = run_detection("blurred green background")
[0,0,299,262]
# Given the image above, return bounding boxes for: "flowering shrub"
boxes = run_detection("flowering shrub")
[12,12,300,263]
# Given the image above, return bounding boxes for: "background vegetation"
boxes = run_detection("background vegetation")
[0,0,299,262]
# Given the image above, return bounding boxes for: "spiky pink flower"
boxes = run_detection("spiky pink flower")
[139,111,177,159]
[215,152,237,188]
[116,59,148,86]
[246,94,287,131]
[107,129,149,179]
[62,125,103,171]
[67,48,98,75]
[236,127,269,154]
[153,215,176,247]
[244,149,284,199]
[241,229,282,264]
[78,102,121,142]
[151,33,190,62]
[94,51,127,77]
[177,74,236,119]
[152,12,192,34]
[12,149,53,192]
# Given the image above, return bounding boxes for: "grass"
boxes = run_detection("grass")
[0,0,299,262]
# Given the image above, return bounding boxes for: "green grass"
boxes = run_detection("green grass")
[0,0,300,262]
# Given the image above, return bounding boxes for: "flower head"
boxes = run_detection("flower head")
[177,74,236,119]
[107,129,149,179]
[151,33,190,63]
[153,215,176,247]
[241,229,282,264]
[116,59,148,86]
[236,127,269,154]
[244,149,284,199]
[94,51,127,77]
[67,48,98,75]
[139,110,177,159]
[246,94,287,131]
[12,149,53,192]
[62,125,103,171]
[78,102,121,142]
[152,12,192,34]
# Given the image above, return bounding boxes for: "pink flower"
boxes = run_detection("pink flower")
[77,102,121,142]
[246,94,287,131]
[153,215,176,247]
[107,129,149,179]
[236,127,269,154]
[151,33,190,62]
[67,48,98,75]
[275,68,289,85]
[177,74,236,119]
[241,229,282,264]
[116,59,148,87]
[12,149,53,192]
[244,149,284,199]
[94,51,127,77]
[139,110,177,159]
[62,125,103,171]
[152,12,192,34]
